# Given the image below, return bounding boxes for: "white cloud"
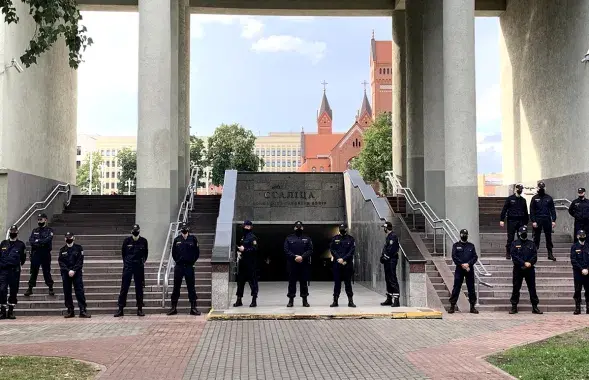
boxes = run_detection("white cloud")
[251,35,327,64]
[477,132,502,153]
[191,15,263,40]
[476,83,501,126]
[239,17,264,39]
[278,16,316,22]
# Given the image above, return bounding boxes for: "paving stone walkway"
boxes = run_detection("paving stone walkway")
[0,313,587,379]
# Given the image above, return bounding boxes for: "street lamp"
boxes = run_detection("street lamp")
[125,179,135,195]
[87,136,98,195]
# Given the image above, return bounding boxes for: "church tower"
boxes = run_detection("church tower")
[317,81,333,135]
[369,31,392,119]
[357,83,373,128]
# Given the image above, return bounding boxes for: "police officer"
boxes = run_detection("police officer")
[283,221,313,307]
[24,213,55,297]
[167,222,200,316]
[329,223,356,308]
[500,183,529,260]
[0,225,26,319]
[509,226,543,314]
[530,181,557,261]
[570,229,589,315]
[448,229,479,314]
[233,220,259,308]
[380,222,401,307]
[569,188,589,243]
[114,224,148,317]
[58,232,90,318]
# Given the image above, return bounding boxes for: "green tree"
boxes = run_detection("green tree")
[76,152,102,194]
[207,123,264,186]
[116,148,137,194]
[352,113,392,191]
[190,135,209,187]
[1,0,93,69]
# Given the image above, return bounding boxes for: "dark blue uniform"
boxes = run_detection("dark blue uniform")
[570,242,589,307]
[284,234,313,298]
[381,231,400,297]
[58,243,87,312]
[236,231,259,298]
[449,241,478,306]
[329,234,355,298]
[530,193,556,256]
[117,236,148,308]
[27,226,55,290]
[569,198,589,243]
[500,194,529,256]
[0,239,26,308]
[171,234,199,304]
[509,239,540,307]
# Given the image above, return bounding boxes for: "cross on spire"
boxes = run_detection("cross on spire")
[321,80,328,93]
[362,80,369,92]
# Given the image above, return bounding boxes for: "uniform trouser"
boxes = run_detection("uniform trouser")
[28,251,54,288]
[574,219,589,242]
[333,263,353,297]
[236,261,258,297]
[140,264,145,287]
[287,263,309,298]
[506,219,526,254]
[449,266,476,305]
[573,270,589,304]
[510,266,539,306]
[533,217,553,253]
[171,264,197,304]
[383,260,400,295]
[117,263,144,308]
[0,268,20,305]
[61,270,87,310]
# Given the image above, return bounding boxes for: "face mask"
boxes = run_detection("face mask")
[66,239,74,245]
[580,195,585,199]
[516,189,522,195]
[579,237,586,243]
[538,188,545,195]
[520,232,528,240]
[295,228,302,236]
[9,233,17,239]
[38,222,45,227]
[132,231,140,237]
[181,229,189,234]
[460,235,468,242]
[339,228,347,235]
[243,227,251,233]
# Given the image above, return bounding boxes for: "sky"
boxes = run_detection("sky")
[76,13,501,174]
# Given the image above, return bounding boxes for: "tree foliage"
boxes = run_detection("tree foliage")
[190,135,209,187]
[1,0,93,69]
[116,148,137,194]
[76,151,102,194]
[207,123,264,186]
[352,113,392,190]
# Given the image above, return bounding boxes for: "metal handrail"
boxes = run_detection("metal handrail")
[385,170,492,306]
[158,167,199,307]
[5,183,72,240]
[554,198,572,209]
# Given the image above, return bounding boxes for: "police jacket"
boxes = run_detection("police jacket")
[381,232,400,263]
[329,234,355,263]
[530,193,556,222]
[28,226,54,253]
[238,231,258,260]
[121,236,148,264]
[451,241,478,268]
[172,234,199,266]
[500,194,529,223]
[58,244,84,272]
[569,197,589,220]
[510,239,537,268]
[283,234,313,264]
[570,242,589,271]
[0,239,26,269]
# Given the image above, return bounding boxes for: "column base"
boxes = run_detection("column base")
[136,187,172,260]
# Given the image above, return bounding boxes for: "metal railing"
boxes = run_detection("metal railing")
[157,167,199,307]
[554,198,572,210]
[384,171,492,305]
[5,183,72,240]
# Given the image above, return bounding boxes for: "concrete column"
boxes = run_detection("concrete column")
[423,0,445,217]
[170,0,179,215]
[405,0,425,200]
[137,0,172,255]
[443,0,480,249]
[392,11,406,185]
[184,9,191,189]
[178,0,188,203]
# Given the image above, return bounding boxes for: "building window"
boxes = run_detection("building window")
[76,160,81,168]
[106,161,110,167]
[292,160,297,167]
[112,171,116,178]
[312,167,316,172]
[320,166,324,172]
[76,146,81,155]
[105,183,110,189]
[282,161,286,167]
[271,149,275,156]
[287,161,291,167]
[282,149,286,156]
[106,172,110,178]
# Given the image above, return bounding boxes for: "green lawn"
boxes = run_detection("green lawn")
[0,356,98,380]
[487,327,589,380]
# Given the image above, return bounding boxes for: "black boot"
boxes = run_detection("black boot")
[249,297,257,308]
[448,304,456,314]
[114,307,124,317]
[547,251,556,261]
[381,294,393,306]
[330,297,339,307]
[509,304,518,314]
[392,296,400,308]
[24,287,33,297]
[348,297,356,308]
[302,297,310,307]
[505,248,511,260]
[0,306,6,320]
[7,305,16,319]
[48,286,55,296]
[532,305,543,314]
[233,297,243,307]
[190,301,201,316]
[79,308,91,318]
[574,302,581,315]
[470,304,479,314]
[137,307,145,317]
[286,298,294,307]
[64,308,75,318]
[166,302,178,316]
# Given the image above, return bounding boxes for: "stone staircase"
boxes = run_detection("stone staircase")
[14,195,219,316]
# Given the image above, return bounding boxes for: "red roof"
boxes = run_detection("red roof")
[302,133,344,159]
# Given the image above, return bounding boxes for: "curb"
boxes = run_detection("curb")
[206,310,443,321]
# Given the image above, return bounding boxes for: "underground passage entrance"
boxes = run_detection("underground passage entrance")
[236,223,340,282]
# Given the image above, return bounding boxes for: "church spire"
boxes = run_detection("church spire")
[317,80,333,134]
[319,80,332,119]
[360,81,372,118]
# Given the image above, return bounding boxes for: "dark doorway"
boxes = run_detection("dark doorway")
[235,223,339,281]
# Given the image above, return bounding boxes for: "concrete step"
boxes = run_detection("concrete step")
[14,298,211,310]
[18,276,212,288]
[19,288,212,301]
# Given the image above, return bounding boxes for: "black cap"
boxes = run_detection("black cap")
[579,188,586,193]
[578,229,586,236]
[339,223,347,228]
[65,232,74,238]
[37,213,47,219]
[9,225,18,233]
[132,224,140,231]
[515,183,524,190]
[383,222,393,230]
[180,222,189,231]
[244,220,253,226]
[460,229,468,235]
[518,226,528,234]
[537,181,546,189]
[294,221,303,227]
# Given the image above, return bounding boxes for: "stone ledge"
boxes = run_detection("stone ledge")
[206,307,443,320]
